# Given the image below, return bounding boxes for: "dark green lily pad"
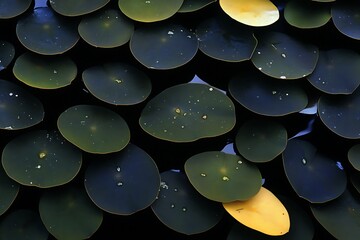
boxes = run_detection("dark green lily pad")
[0,166,19,216]
[13,51,77,89]
[348,144,360,171]
[228,70,308,116]
[307,49,360,94]
[311,190,360,240]
[49,0,110,16]
[284,0,331,29]
[16,7,80,55]
[151,170,224,235]
[184,151,262,202]
[235,118,288,163]
[57,104,130,154]
[0,209,48,240]
[39,186,103,240]
[118,0,183,22]
[0,0,32,19]
[82,62,151,105]
[251,31,319,79]
[0,79,44,130]
[178,0,217,13]
[282,139,347,203]
[332,0,360,40]
[2,130,82,188]
[196,16,258,62]
[139,83,236,142]
[0,41,15,71]
[78,8,134,48]
[84,143,160,215]
[130,22,198,70]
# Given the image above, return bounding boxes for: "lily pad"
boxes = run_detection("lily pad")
[49,0,110,16]
[184,151,262,202]
[39,186,103,240]
[130,22,198,70]
[139,83,236,142]
[251,31,319,79]
[118,0,184,22]
[348,144,360,171]
[57,104,130,154]
[16,7,80,55]
[332,0,360,40]
[84,143,160,215]
[82,62,151,105]
[0,79,44,130]
[282,139,347,203]
[151,170,224,235]
[350,172,360,194]
[235,118,288,163]
[178,0,216,13]
[78,8,134,48]
[0,41,15,71]
[13,51,77,89]
[0,166,19,216]
[1,130,82,188]
[307,49,360,94]
[0,0,32,19]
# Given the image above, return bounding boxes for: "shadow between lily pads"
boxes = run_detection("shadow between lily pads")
[0,165,19,216]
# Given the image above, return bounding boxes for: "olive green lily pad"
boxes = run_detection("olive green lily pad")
[0,41,15,71]
[348,144,360,171]
[284,0,331,29]
[82,62,151,105]
[49,0,110,16]
[178,0,216,13]
[0,0,32,19]
[184,151,262,202]
[39,186,103,240]
[139,83,236,142]
[151,170,224,235]
[228,70,308,116]
[84,143,160,215]
[307,49,360,94]
[0,209,48,240]
[13,51,77,89]
[196,16,258,62]
[310,190,360,240]
[57,104,130,154]
[16,7,80,55]
[118,0,184,22]
[130,23,198,70]
[235,118,288,163]
[0,79,44,130]
[282,139,347,203]
[251,31,319,79]
[78,8,134,48]
[0,166,19,216]
[332,0,360,40]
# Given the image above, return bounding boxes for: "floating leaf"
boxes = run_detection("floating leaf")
[0,0,31,19]
[49,0,110,16]
[332,0,360,40]
[0,41,15,71]
[139,83,236,142]
[0,166,19,216]
[178,0,216,13]
[348,144,360,171]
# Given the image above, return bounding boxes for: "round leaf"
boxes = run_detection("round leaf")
[49,0,110,17]
[348,144,360,171]
[0,166,19,216]
[178,0,216,13]
[0,0,32,19]
[0,41,15,71]
[332,0,360,40]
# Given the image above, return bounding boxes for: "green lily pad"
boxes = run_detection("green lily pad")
[228,70,308,116]
[57,104,130,154]
[284,0,331,29]
[311,190,360,240]
[0,41,15,71]
[130,22,198,70]
[348,144,360,171]
[82,62,151,105]
[0,79,44,130]
[2,130,82,188]
[235,118,288,163]
[39,186,103,240]
[49,0,110,16]
[16,7,80,55]
[0,209,48,240]
[84,143,160,215]
[196,16,258,62]
[13,51,77,89]
[178,0,216,13]
[139,83,236,142]
[151,170,224,235]
[251,31,319,79]
[0,166,19,216]
[282,139,347,203]
[307,49,360,94]
[184,151,262,202]
[78,8,134,48]
[332,0,360,40]
[118,0,184,22]
[0,0,32,19]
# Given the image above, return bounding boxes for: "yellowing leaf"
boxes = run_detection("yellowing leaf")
[219,0,279,27]
[222,187,290,236]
